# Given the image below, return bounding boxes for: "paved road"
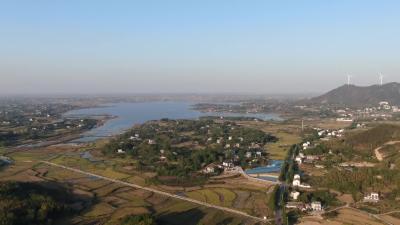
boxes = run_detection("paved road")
[41,161,272,224]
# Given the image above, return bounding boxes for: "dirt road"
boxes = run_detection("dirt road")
[374,141,400,161]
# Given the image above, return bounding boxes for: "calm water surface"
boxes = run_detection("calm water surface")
[64,101,281,142]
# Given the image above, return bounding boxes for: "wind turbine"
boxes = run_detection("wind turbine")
[347,74,352,86]
[379,73,384,86]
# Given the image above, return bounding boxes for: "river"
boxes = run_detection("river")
[64,101,282,143]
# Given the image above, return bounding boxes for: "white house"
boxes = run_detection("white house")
[290,191,300,200]
[295,156,303,164]
[203,163,217,174]
[148,139,156,145]
[117,149,125,154]
[293,174,301,186]
[222,161,233,168]
[286,202,306,211]
[311,201,322,211]
[245,151,252,158]
[364,192,379,202]
[302,142,310,148]
[293,180,301,186]
[228,136,233,140]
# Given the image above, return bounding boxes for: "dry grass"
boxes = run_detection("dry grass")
[237,120,302,160]
[84,202,115,217]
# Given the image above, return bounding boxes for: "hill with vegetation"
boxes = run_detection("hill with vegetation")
[346,124,400,150]
[309,82,400,107]
[306,125,400,208]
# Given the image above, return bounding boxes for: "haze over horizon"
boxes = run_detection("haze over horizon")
[1,0,400,95]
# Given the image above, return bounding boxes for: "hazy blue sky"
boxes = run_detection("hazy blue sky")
[1,0,399,95]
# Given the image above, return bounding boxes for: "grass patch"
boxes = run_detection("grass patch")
[213,188,237,207]
[266,131,301,160]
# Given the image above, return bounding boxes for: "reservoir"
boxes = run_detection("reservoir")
[64,101,282,142]
[245,160,283,182]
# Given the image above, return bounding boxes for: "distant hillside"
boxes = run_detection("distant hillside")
[346,124,400,150]
[309,82,400,107]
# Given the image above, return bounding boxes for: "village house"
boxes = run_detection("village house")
[245,151,252,158]
[295,156,303,164]
[148,139,156,145]
[222,161,234,168]
[364,192,380,202]
[203,163,218,174]
[130,136,141,141]
[292,174,311,188]
[293,174,301,186]
[286,202,307,211]
[290,191,300,200]
[117,149,125,154]
[306,155,320,160]
[311,201,322,211]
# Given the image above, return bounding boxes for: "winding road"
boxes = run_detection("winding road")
[41,161,272,224]
[374,141,400,161]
